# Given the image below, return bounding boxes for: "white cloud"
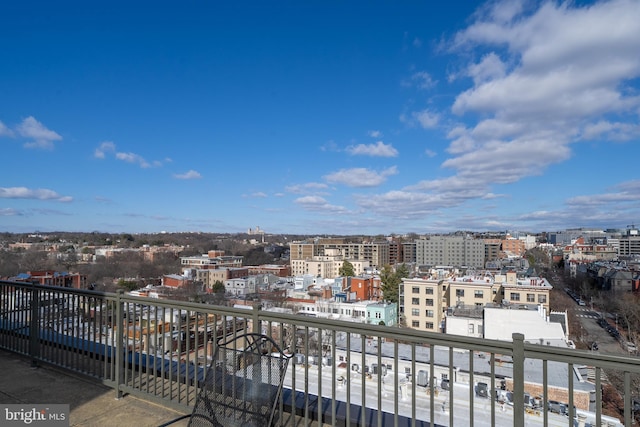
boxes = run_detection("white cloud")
[0,208,23,216]
[391,0,640,218]
[285,182,329,194]
[94,141,116,159]
[346,141,398,157]
[0,120,14,137]
[401,109,440,129]
[94,141,167,168]
[294,196,349,214]
[402,71,436,90]
[413,109,440,129]
[324,166,398,188]
[411,71,436,89]
[581,120,640,141]
[173,170,202,180]
[425,149,437,158]
[116,152,150,168]
[0,187,72,202]
[17,116,62,149]
[413,37,422,48]
[467,53,506,85]
[566,180,640,207]
[250,192,267,198]
[368,130,382,138]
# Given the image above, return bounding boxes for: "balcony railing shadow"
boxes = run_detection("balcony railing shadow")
[1,280,639,427]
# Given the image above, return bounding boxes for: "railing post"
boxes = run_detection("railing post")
[29,283,40,367]
[512,333,525,427]
[115,290,124,399]
[252,303,261,334]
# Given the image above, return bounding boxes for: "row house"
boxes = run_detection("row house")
[247,264,291,277]
[224,276,257,297]
[586,262,640,291]
[193,267,249,291]
[12,270,87,289]
[346,275,382,301]
[290,299,397,326]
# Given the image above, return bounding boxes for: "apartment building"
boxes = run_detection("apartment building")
[501,237,526,257]
[402,278,445,332]
[388,240,403,265]
[447,276,502,308]
[499,273,550,311]
[289,242,317,261]
[618,229,640,256]
[415,235,485,268]
[290,255,370,279]
[484,239,501,262]
[402,271,552,333]
[289,239,390,270]
[402,241,417,263]
[180,253,243,269]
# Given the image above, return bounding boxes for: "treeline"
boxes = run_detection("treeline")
[0,231,291,287]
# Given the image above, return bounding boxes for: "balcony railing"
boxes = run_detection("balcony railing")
[1,280,639,427]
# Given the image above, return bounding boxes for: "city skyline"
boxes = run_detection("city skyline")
[1,0,639,235]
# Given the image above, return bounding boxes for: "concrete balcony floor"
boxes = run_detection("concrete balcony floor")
[0,349,325,427]
[0,349,189,427]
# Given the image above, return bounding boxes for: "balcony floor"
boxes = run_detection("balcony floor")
[0,349,190,427]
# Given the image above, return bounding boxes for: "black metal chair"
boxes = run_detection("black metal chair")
[160,333,291,427]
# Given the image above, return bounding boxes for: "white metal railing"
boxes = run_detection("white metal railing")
[1,280,639,426]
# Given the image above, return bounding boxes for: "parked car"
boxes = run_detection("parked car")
[474,382,488,398]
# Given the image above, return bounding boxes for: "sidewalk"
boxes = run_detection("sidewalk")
[0,349,189,427]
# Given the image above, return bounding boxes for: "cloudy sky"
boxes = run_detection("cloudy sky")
[1,0,639,235]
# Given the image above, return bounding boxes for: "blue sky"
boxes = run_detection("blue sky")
[1,0,639,235]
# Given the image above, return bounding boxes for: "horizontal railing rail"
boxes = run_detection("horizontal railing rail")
[1,280,638,426]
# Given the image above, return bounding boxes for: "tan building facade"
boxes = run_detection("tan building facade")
[402,272,552,333]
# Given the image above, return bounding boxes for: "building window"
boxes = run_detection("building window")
[474,290,483,298]
[510,292,520,301]
[426,310,434,317]
[527,293,535,303]
[538,295,547,304]
[426,288,434,295]
[412,298,419,305]
[425,299,434,306]
[412,287,420,294]
[411,309,419,316]
[468,324,474,334]
[456,289,464,297]
[425,322,434,329]
[412,321,420,328]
